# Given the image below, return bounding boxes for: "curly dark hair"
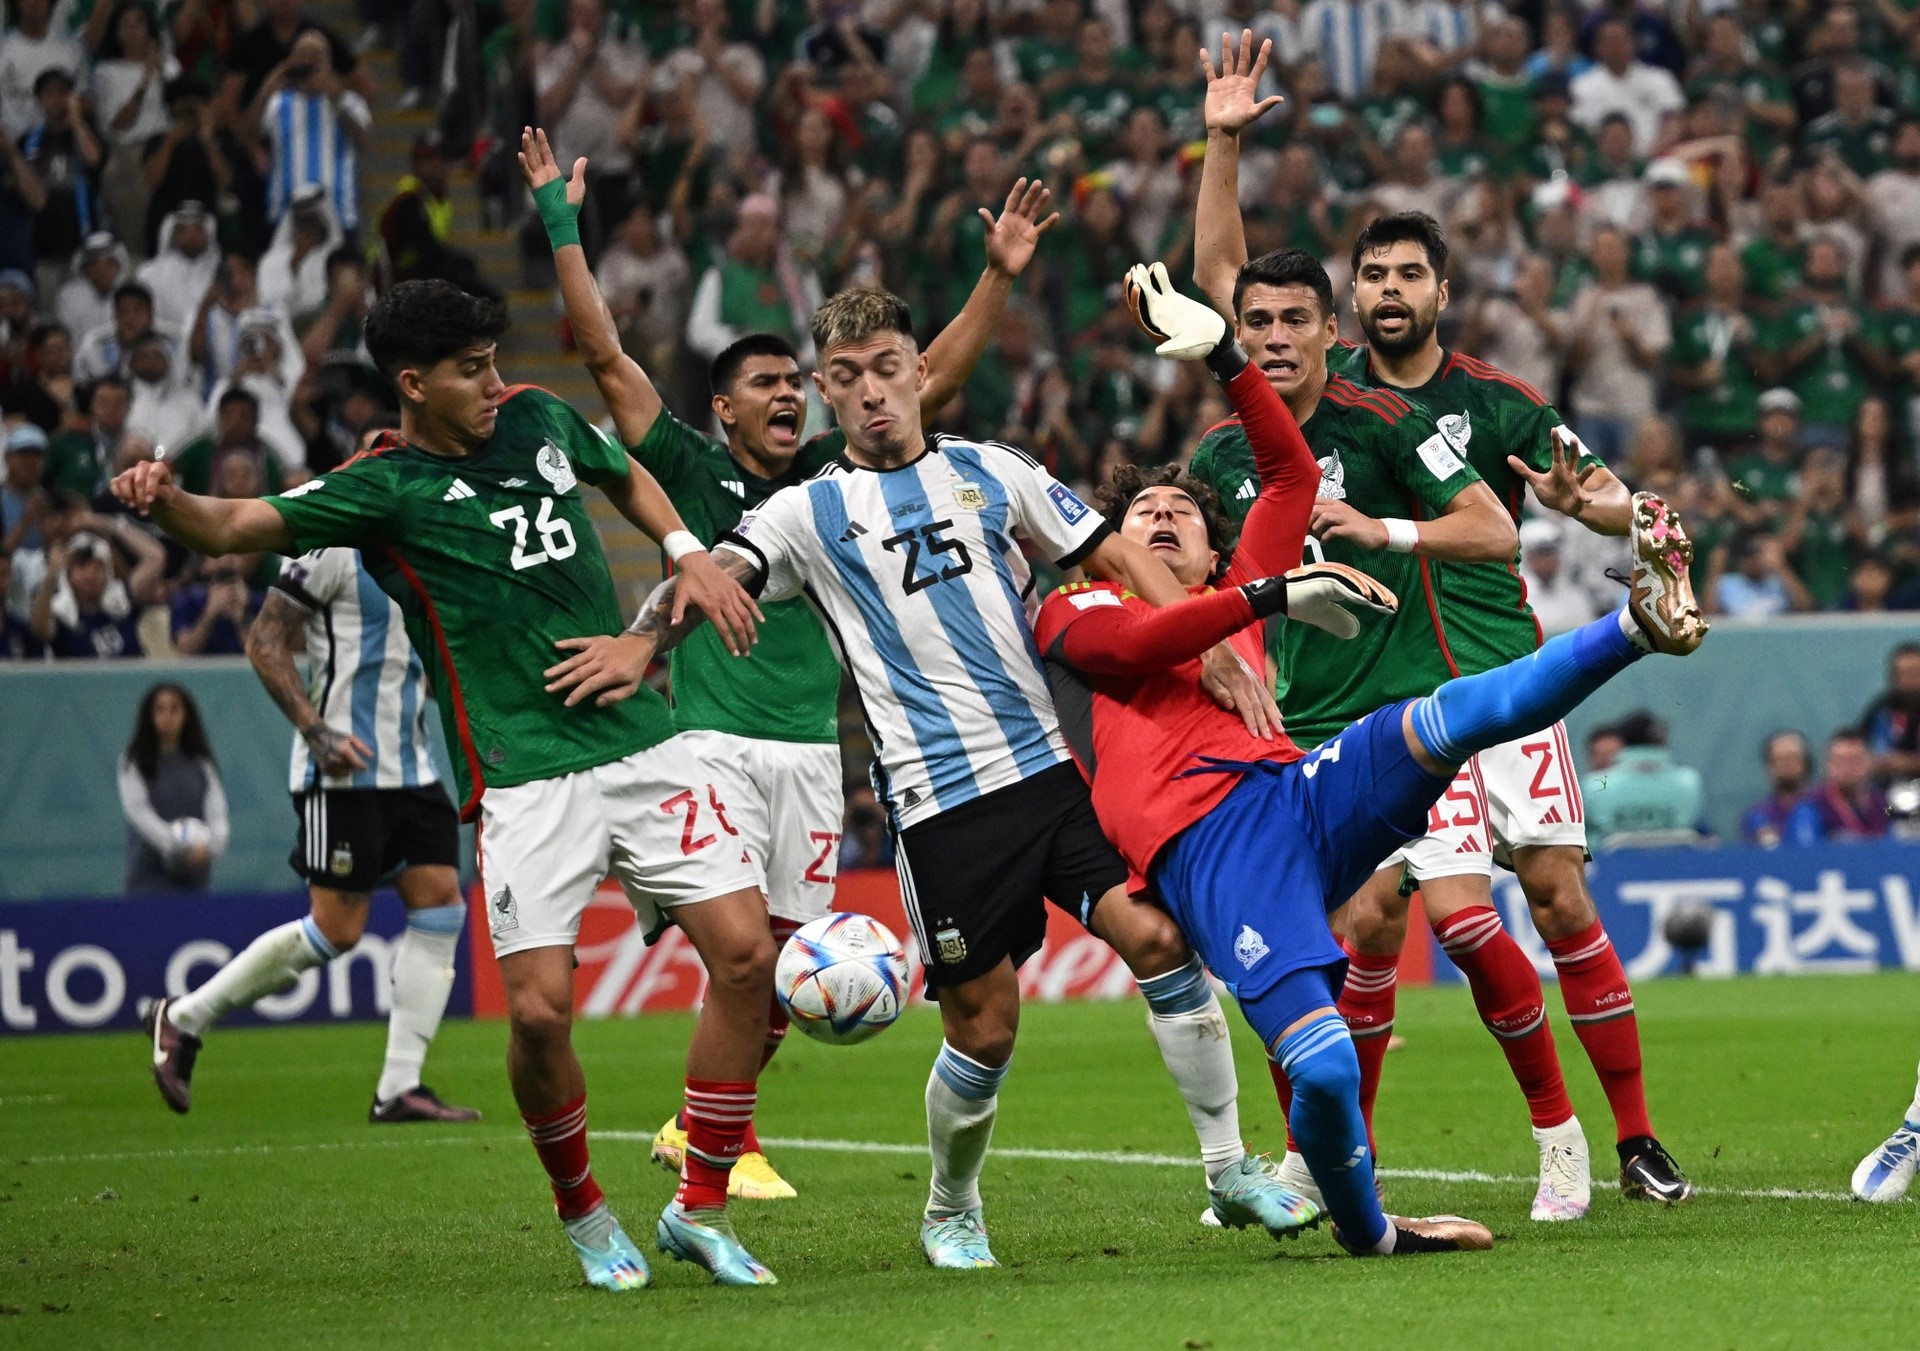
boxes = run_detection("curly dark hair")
[364,280,509,381]
[1094,464,1238,583]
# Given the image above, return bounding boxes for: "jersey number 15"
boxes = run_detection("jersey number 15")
[491,498,578,571]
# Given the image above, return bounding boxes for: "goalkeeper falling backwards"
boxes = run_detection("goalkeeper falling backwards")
[1031,264,1708,1255]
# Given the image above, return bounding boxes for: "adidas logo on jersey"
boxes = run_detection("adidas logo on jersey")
[1454,836,1485,854]
[1540,805,1565,825]
[723,480,745,497]
[443,479,476,502]
[502,477,529,488]
[840,521,868,542]
[1234,480,1256,501]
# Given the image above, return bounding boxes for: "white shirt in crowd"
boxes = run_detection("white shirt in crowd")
[136,208,221,336]
[1570,60,1684,156]
[0,26,82,138]
[91,54,178,147]
[1867,166,1920,301]
[594,236,691,350]
[536,35,646,171]
[655,39,764,156]
[1568,281,1671,421]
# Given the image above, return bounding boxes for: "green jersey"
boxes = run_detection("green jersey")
[1765,301,1879,427]
[263,386,676,813]
[1189,377,1472,748]
[1632,224,1717,301]
[1346,348,1603,673]
[632,410,844,745]
[1668,304,1764,439]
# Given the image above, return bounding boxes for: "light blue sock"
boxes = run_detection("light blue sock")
[1412,610,1642,765]
[1277,1013,1388,1253]
[299,914,341,962]
[928,1042,1010,1214]
[1137,955,1214,1015]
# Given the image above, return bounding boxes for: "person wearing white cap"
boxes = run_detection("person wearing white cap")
[28,512,164,658]
[54,233,127,345]
[1634,158,1715,301]
[1517,517,1601,635]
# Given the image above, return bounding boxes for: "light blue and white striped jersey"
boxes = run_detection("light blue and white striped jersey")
[274,548,437,792]
[1300,0,1409,100]
[262,89,370,230]
[720,434,1109,830]
[1402,0,1502,57]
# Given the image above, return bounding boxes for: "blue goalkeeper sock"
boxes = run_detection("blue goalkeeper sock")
[1411,610,1642,766]
[1276,1013,1389,1253]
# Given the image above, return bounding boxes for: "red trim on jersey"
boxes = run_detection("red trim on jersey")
[1416,555,1462,678]
[1554,722,1585,823]
[1450,352,1550,406]
[382,544,488,821]
[1322,379,1404,424]
[496,383,543,403]
[339,432,409,469]
[1202,415,1245,438]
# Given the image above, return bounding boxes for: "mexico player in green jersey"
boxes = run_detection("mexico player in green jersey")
[1189,33,1697,1221]
[516,128,1059,1201]
[112,281,791,1292]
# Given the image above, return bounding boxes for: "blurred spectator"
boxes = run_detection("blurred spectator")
[595,204,688,396]
[1866,122,1920,303]
[91,0,177,257]
[1570,16,1682,156]
[118,681,228,893]
[2,67,102,291]
[258,185,340,322]
[1516,517,1600,635]
[0,0,85,140]
[1580,710,1705,845]
[1708,531,1813,617]
[46,371,128,497]
[1,420,50,552]
[686,193,821,364]
[1742,730,1812,846]
[1667,243,1761,456]
[228,0,360,108]
[1299,0,1401,102]
[171,550,262,654]
[298,245,368,371]
[1566,226,1669,464]
[1460,252,1565,398]
[838,784,893,870]
[1789,5,1892,127]
[30,516,163,657]
[1740,178,1806,307]
[1788,727,1889,844]
[0,548,39,656]
[1768,236,1877,450]
[207,306,304,474]
[1633,158,1713,303]
[1726,388,1803,528]
[190,250,300,395]
[75,277,163,381]
[125,330,208,453]
[171,383,282,494]
[653,0,765,159]
[1,319,70,429]
[54,232,124,340]
[1802,62,1894,179]
[255,29,370,234]
[534,0,643,247]
[141,77,241,257]
[1777,448,1863,610]
[1862,642,1920,782]
[136,199,218,337]
[378,132,490,297]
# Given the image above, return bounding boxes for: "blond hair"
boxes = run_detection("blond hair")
[811,287,915,356]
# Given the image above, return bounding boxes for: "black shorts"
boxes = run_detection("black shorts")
[894,762,1129,991]
[290,784,460,892]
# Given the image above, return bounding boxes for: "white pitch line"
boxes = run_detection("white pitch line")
[15,1131,1859,1202]
[0,1094,63,1105]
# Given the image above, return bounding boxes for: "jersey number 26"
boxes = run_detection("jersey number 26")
[491,498,578,571]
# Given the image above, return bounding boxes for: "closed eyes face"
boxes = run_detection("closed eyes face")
[1120,484,1216,587]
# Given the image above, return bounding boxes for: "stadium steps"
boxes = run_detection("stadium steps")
[305,0,663,616]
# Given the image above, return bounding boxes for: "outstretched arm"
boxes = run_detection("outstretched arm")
[1507,427,1632,537]
[110,459,295,555]
[1194,30,1281,317]
[919,177,1059,417]
[520,127,663,447]
[246,588,372,775]
[541,547,766,707]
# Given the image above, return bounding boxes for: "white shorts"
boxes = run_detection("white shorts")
[478,738,762,959]
[1380,722,1589,882]
[679,730,843,924]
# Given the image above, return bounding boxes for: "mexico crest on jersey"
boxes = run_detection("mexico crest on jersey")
[1316,450,1346,500]
[1438,410,1472,454]
[535,442,577,494]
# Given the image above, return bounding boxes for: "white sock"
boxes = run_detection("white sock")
[926,1042,1007,1216]
[1619,606,1654,653]
[1905,1062,1920,1129]
[169,918,334,1038]
[375,903,464,1103]
[1137,959,1244,1184]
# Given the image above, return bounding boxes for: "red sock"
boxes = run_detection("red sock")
[522,1094,604,1220]
[676,1078,757,1211]
[1547,920,1651,1142]
[1434,906,1574,1129]
[1265,1058,1298,1154]
[1338,947,1400,1153]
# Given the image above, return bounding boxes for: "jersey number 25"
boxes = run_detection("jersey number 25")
[883,519,974,595]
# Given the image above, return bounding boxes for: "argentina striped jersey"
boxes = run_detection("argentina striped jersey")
[262,88,369,230]
[719,434,1110,830]
[274,548,437,792]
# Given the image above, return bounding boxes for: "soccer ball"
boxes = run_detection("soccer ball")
[170,818,212,850]
[775,912,909,1045]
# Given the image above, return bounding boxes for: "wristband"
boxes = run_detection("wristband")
[1202,330,1249,383]
[1239,575,1289,620]
[662,530,704,562]
[532,175,581,251]
[1381,517,1419,554]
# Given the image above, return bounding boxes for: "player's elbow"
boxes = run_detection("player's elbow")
[1466,510,1519,561]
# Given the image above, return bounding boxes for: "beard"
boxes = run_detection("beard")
[1360,299,1439,357]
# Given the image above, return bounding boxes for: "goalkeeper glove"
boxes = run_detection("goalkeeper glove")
[1123,262,1242,377]
[1244,562,1398,639]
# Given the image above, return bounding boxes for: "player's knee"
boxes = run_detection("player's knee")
[1519,851,1597,940]
[506,988,573,1047]
[950,1017,1016,1070]
[308,908,366,953]
[707,931,779,1000]
[1112,907,1191,979]
[1288,1034,1362,1110]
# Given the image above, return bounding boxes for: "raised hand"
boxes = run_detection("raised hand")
[1508,426,1596,521]
[111,458,175,514]
[518,125,586,206]
[1201,28,1284,137]
[980,176,1060,279]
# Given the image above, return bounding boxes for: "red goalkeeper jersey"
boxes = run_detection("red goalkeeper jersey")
[1033,363,1321,891]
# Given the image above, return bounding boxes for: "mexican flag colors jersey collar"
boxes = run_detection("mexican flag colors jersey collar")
[264,385,678,817]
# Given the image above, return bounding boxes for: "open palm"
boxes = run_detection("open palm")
[518,125,587,206]
[1202,28,1283,136]
[980,177,1060,278]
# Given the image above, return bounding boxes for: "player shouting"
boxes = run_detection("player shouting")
[544,287,1318,1270]
[1191,33,1695,1216]
[516,128,1057,1201]
[139,541,482,1126]
[113,280,786,1292]
[1033,263,1704,1256]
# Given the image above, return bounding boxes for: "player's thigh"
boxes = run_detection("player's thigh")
[676,728,775,896]
[1295,700,1458,903]
[1034,767,1143,942]
[1477,725,1589,865]
[289,788,388,894]
[1334,864,1416,955]
[477,769,611,960]
[1151,770,1344,995]
[745,736,845,924]
[894,773,1057,995]
[374,783,463,895]
[594,736,764,942]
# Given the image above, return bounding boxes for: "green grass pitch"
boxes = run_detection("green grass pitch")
[4,973,1920,1348]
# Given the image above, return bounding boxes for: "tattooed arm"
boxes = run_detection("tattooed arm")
[542,547,767,708]
[246,589,372,775]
